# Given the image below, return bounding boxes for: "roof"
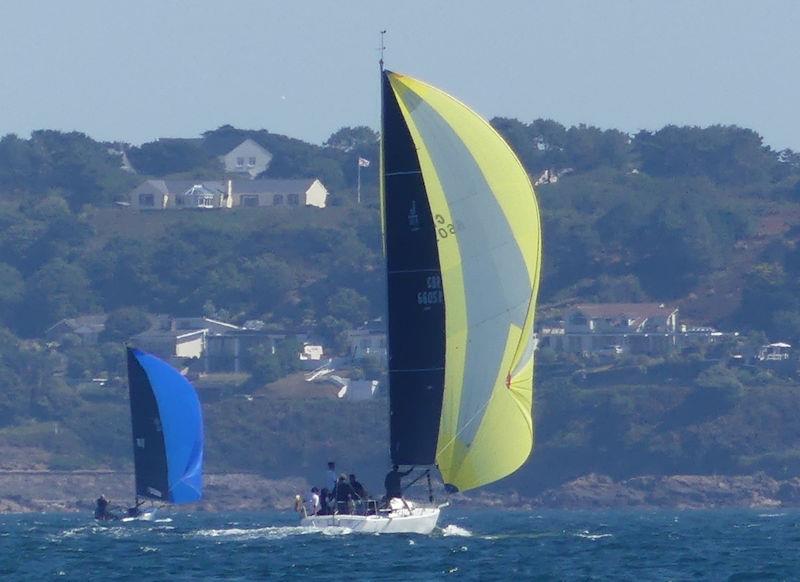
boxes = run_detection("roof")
[46,315,107,335]
[161,180,226,195]
[132,178,319,196]
[573,303,677,319]
[232,178,317,195]
[133,329,206,342]
[221,138,270,157]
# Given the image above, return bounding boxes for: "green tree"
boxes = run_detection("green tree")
[324,126,379,152]
[244,254,296,314]
[127,139,212,176]
[20,260,95,335]
[0,263,24,323]
[101,307,151,342]
[326,288,369,326]
[635,125,776,185]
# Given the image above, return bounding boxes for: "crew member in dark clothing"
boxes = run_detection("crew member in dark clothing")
[94,495,112,520]
[349,474,367,500]
[319,488,331,515]
[334,473,357,514]
[384,465,414,500]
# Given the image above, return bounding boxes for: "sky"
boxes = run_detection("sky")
[1,1,798,149]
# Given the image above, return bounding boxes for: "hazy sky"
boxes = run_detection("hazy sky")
[1,1,798,149]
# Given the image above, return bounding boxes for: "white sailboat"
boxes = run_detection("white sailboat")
[302,63,542,534]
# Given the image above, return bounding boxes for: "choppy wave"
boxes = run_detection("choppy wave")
[441,524,472,537]
[190,525,351,541]
[575,530,613,540]
[6,509,800,580]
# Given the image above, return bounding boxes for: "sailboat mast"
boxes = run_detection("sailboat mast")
[379,30,386,71]
[378,31,392,469]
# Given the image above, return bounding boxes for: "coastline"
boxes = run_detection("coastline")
[2,471,800,513]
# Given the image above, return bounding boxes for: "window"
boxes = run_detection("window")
[236,156,245,167]
[287,193,300,206]
[240,195,259,207]
[273,194,284,205]
[138,193,154,207]
[248,156,256,167]
[197,195,214,208]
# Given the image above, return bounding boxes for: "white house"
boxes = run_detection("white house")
[220,139,273,178]
[232,178,328,209]
[540,303,679,355]
[131,329,207,360]
[127,178,328,210]
[757,342,792,362]
[127,180,226,210]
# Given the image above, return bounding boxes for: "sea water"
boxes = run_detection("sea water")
[1,509,798,580]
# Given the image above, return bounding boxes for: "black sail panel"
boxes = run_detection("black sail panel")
[127,348,169,500]
[382,70,446,465]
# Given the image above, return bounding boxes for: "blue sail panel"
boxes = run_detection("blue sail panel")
[128,348,204,504]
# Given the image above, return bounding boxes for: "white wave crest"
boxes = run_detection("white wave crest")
[441,524,472,537]
[190,525,351,541]
[575,530,613,541]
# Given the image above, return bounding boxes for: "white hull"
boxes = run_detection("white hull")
[121,508,158,522]
[301,506,440,534]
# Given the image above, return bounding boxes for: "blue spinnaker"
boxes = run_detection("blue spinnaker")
[128,348,204,504]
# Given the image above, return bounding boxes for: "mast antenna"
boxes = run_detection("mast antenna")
[379,30,387,70]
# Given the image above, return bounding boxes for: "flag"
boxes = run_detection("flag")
[358,157,371,167]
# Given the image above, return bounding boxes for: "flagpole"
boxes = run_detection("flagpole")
[357,160,362,205]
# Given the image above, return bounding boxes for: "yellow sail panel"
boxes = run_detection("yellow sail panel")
[386,72,542,492]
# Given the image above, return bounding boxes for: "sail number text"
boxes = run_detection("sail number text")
[417,275,444,305]
[434,214,456,241]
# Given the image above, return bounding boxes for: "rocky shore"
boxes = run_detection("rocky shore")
[3,470,800,513]
[0,471,307,513]
[531,472,800,509]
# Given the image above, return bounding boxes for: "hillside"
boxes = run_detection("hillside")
[0,120,799,500]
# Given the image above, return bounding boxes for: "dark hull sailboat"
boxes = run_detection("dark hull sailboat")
[125,348,204,516]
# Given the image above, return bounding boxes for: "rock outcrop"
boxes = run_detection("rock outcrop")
[533,472,786,509]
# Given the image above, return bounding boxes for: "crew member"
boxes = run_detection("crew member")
[349,474,367,500]
[334,473,356,514]
[384,465,414,500]
[318,488,331,515]
[94,495,111,520]
[306,486,321,516]
[325,461,337,492]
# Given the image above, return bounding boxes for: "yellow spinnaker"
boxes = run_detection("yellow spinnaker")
[386,72,542,492]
